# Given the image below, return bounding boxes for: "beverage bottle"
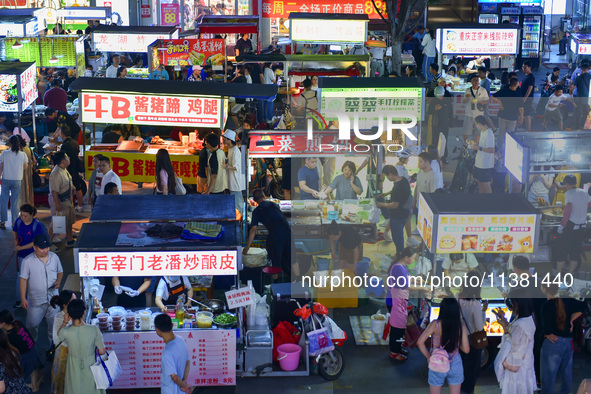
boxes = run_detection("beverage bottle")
[176,295,186,327]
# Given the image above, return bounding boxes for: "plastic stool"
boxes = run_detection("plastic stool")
[261,266,283,292]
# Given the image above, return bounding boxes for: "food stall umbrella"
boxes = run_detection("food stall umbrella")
[77,194,240,389]
[0,61,38,151]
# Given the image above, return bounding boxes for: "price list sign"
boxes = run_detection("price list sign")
[103,329,236,388]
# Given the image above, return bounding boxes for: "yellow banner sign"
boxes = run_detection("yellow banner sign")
[84,151,199,184]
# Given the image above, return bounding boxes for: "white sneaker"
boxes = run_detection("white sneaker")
[383,232,393,242]
[75,206,83,212]
[379,219,390,228]
[52,237,63,244]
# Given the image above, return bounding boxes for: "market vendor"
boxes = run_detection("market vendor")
[45,107,81,142]
[321,161,363,200]
[243,189,297,276]
[155,276,193,313]
[327,220,363,270]
[297,158,320,199]
[552,167,580,206]
[112,276,151,308]
[441,253,480,280]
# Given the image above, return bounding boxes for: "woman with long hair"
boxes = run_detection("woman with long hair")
[417,297,470,394]
[0,329,31,393]
[458,271,487,394]
[50,290,76,394]
[421,28,437,82]
[0,310,42,391]
[18,135,35,208]
[540,284,585,394]
[58,299,106,394]
[0,135,28,229]
[387,247,430,362]
[493,289,537,393]
[155,148,177,195]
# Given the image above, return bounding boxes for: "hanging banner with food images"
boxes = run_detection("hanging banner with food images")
[159,39,225,67]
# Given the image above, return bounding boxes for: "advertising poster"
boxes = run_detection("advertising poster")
[417,194,434,251]
[440,28,519,55]
[261,0,385,19]
[161,3,180,26]
[0,75,18,112]
[160,39,225,67]
[435,214,537,254]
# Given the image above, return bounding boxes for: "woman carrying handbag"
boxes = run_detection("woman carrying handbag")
[458,271,488,394]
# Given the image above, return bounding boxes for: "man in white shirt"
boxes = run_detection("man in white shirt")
[442,253,479,280]
[20,234,63,343]
[413,152,436,210]
[545,85,574,130]
[106,54,121,78]
[465,56,486,74]
[154,276,193,313]
[557,174,591,273]
[462,75,489,141]
[97,156,122,196]
[472,116,495,194]
[222,130,245,212]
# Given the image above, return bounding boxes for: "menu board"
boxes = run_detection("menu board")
[439,28,519,55]
[4,37,77,67]
[103,330,236,388]
[417,194,434,251]
[160,39,225,67]
[435,214,537,254]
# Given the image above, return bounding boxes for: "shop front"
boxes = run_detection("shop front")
[77,194,240,388]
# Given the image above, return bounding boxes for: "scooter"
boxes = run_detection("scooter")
[293,301,346,380]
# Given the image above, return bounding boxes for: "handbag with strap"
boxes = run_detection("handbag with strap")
[460,301,488,349]
[90,349,123,390]
[174,175,186,195]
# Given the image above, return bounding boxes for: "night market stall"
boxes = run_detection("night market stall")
[76,194,241,388]
[68,77,278,184]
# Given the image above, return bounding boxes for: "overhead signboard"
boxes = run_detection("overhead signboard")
[480,0,541,4]
[57,7,110,19]
[78,250,238,277]
[435,213,537,254]
[290,18,367,43]
[0,62,37,113]
[248,131,361,157]
[261,0,385,19]
[0,21,38,37]
[439,28,519,55]
[578,43,591,54]
[159,39,225,67]
[93,30,178,53]
[81,91,224,128]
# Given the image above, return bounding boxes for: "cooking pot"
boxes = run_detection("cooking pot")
[198,299,225,315]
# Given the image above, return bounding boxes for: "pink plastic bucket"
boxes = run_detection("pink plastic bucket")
[277,344,301,371]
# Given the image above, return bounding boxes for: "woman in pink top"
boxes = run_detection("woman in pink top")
[388,247,429,361]
[155,149,177,195]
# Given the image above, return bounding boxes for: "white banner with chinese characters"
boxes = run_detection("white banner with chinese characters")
[93,31,178,53]
[20,62,37,112]
[80,91,224,128]
[78,251,238,277]
[440,28,519,55]
[290,18,367,43]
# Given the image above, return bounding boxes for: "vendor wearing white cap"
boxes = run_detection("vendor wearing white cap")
[187,65,203,82]
[222,130,245,212]
[155,276,193,313]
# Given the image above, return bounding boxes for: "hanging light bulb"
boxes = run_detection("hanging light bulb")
[12,39,23,49]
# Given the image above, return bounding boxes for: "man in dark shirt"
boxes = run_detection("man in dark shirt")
[59,126,85,211]
[43,79,68,112]
[570,63,591,130]
[377,165,411,254]
[45,107,81,142]
[84,20,94,35]
[492,78,524,152]
[521,61,535,131]
[234,33,253,57]
[102,125,123,144]
[197,148,208,194]
[248,62,266,123]
[243,188,296,275]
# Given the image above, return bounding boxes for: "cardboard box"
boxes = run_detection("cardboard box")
[315,269,358,309]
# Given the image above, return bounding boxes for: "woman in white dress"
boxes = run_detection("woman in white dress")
[493,289,537,394]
